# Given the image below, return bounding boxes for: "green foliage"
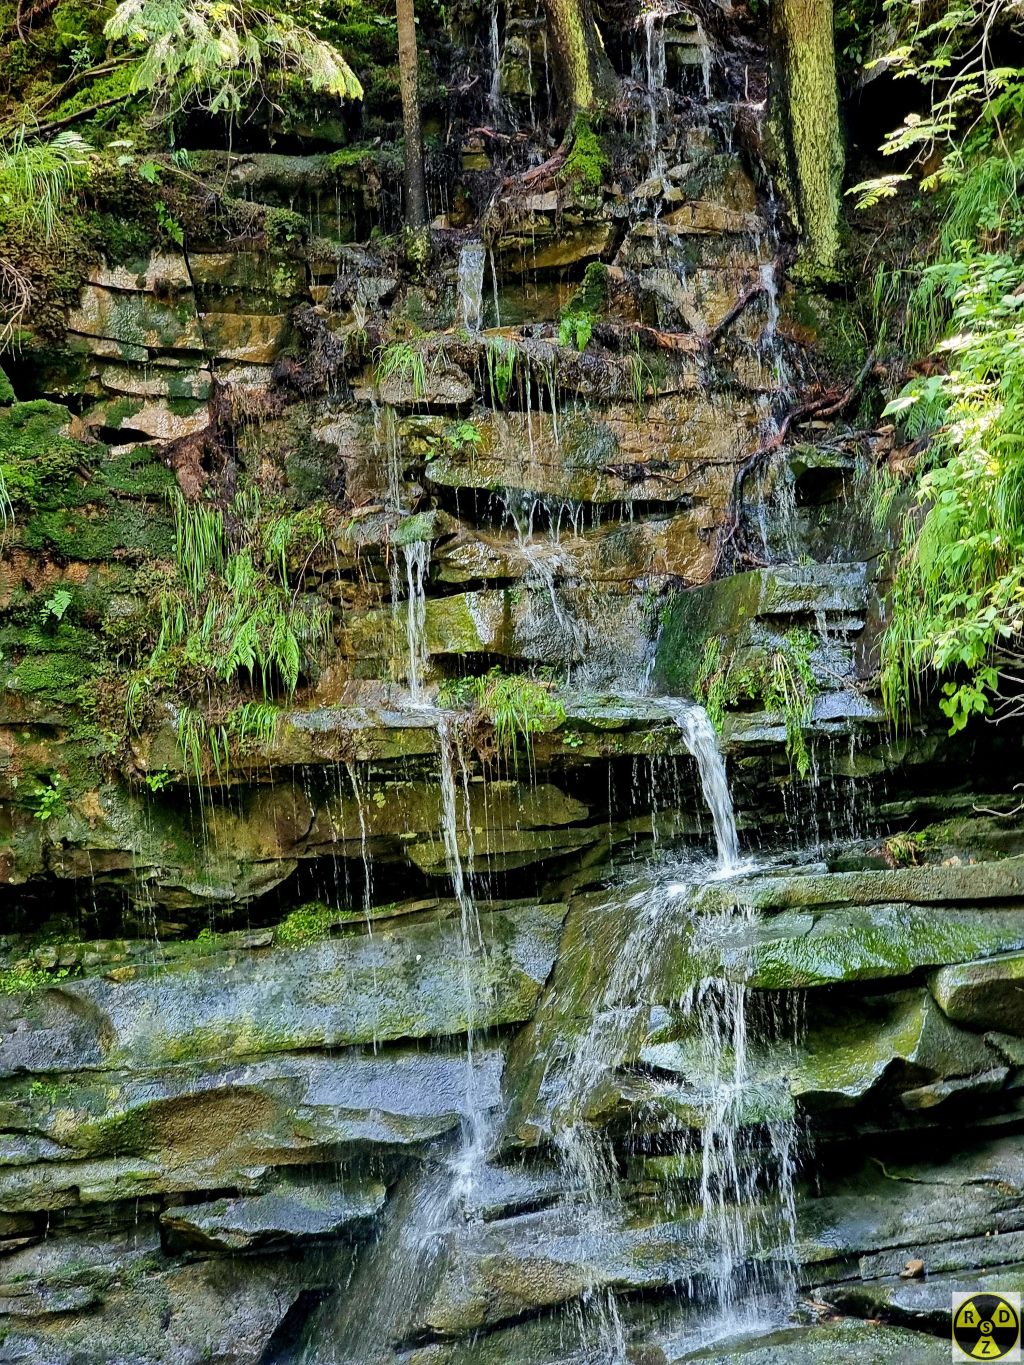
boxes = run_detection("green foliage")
[0,401,96,511]
[126,488,330,774]
[557,114,608,195]
[40,588,74,624]
[31,774,69,822]
[0,129,92,241]
[104,0,363,116]
[0,962,70,995]
[275,902,338,946]
[174,700,279,782]
[558,261,608,352]
[375,340,428,397]
[628,337,657,418]
[853,0,1024,732]
[143,769,173,792]
[696,631,819,776]
[439,668,565,756]
[881,252,1024,731]
[484,336,518,407]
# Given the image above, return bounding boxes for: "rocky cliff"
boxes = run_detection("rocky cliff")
[2,0,1024,1362]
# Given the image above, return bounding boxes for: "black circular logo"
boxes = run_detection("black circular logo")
[953,1294,1021,1359]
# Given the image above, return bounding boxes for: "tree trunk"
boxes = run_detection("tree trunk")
[771,0,844,279]
[396,0,427,229]
[541,0,617,114]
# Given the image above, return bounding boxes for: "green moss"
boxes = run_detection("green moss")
[102,396,143,430]
[275,903,339,946]
[23,501,176,560]
[0,401,97,510]
[0,364,14,405]
[6,652,100,698]
[557,115,608,195]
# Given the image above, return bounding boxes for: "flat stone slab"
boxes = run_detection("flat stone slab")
[0,1049,503,1211]
[715,905,1024,988]
[673,1320,950,1363]
[0,903,565,1073]
[932,951,1024,1035]
[161,1179,386,1250]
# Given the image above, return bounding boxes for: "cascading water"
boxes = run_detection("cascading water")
[455,240,486,334]
[298,721,494,1364]
[542,703,799,1360]
[399,539,430,703]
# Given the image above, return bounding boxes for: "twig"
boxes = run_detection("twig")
[7,0,58,42]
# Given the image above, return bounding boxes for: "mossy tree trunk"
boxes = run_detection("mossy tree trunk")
[396,0,427,229]
[541,0,617,114]
[771,0,844,279]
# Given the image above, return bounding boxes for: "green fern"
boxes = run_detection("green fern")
[104,0,362,116]
[0,129,92,240]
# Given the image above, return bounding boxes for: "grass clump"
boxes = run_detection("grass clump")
[124,488,331,780]
[439,668,565,756]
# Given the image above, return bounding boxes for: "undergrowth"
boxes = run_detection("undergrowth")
[124,488,331,781]
[696,631,819,777]
[438,668,565,757]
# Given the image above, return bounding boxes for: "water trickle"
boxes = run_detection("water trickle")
[638,6,670,165]
[436,714,493,1177]
[487,0,502,121]
[456,240,486,334]
[400,539,430,703]
[342,759,374,921]
[682,901,799,1349]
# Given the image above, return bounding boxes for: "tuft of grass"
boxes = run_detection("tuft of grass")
[439,668,565,756]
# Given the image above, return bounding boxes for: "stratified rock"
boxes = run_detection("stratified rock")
[160,1179,386,1250]
[931,951,1024,1035]
[0,903,565,1073]
[672,1320,949,1363]
[0,1050,504,1211]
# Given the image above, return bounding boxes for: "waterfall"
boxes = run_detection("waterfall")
[400,539,430,702]
[683,911,799,1349]
[659,699,741,872]
[455,240,486,334]
[544,707,796,1358]
[644,9,667,157]
[436,713,493,1175]
[299,721,493,1364]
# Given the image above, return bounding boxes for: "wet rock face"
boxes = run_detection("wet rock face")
[3,4,1024,1365]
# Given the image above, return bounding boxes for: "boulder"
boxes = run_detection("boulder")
[931,951,1024,1035]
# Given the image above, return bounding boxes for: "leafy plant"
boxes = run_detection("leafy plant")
[40,588,73,623]
[880,252,1024,730]
[439,669,565,756]
[0,129,92,240]
[696,631,818,776]
[143,770,173,792]
[127,489,329,776]
[31,774,69,823]
[104,0,363,117]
